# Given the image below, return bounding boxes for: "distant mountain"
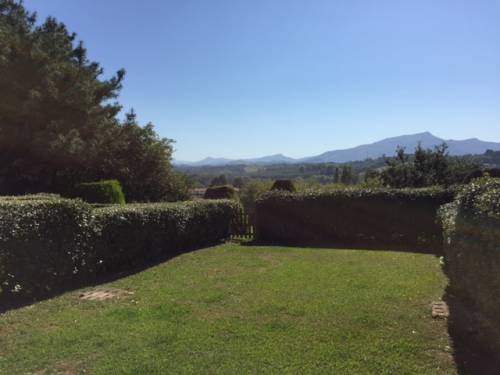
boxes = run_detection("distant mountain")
[446,138,500,156]
[175,132,500,166]
[177,157,234,167]
[244,154,296,165]
[301,132,443,163]
[175,154,295,166]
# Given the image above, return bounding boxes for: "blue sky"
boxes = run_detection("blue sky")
[25,0,500,161]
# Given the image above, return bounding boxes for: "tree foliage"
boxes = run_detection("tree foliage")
[0,0,186,201]
[340,165,356,184]
[210,174,228,187]
[381,143,478,188]
[238,180,272,216]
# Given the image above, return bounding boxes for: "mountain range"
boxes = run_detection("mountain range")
[175,132,500,166]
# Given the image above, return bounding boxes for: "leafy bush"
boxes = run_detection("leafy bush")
[440,177,500,359]
[93,200,239,272]
[382,143,478,188]
[271,180,296,192]
[256,187,454,252]
[74,180,126,204]
[210,174,228,186]
[0,197,94,301]
[463,168,500,183]
[204,185,236,200]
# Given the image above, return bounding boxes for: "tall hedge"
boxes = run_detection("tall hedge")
[74,180,126,204]
[440,177,500,360]
[0,197,239,304]
[93,200,239,272]
[0,196,94,301]
[256,188,454,252]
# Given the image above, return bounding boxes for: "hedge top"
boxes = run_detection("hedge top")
[258,186,455,203]
[441,177,500,228]
[93,199,239,215]
[0,196,87,212]
[457,177,500,220]
[0,193,62,201]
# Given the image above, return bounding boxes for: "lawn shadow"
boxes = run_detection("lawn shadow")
[0,242,222,314]
[444,288,500,375]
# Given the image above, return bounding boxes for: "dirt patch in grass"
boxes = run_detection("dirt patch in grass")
[191,305,244,322]
[33,360,88,375]
[258,253,282,266]
[0,322,17,336]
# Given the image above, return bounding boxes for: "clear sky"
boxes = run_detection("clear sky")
[24,0,500,161]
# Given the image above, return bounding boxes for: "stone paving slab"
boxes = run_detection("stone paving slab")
[431,301,449,319]
[79,288,134,301]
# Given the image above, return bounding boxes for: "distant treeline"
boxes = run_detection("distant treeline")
[178,148,500,188]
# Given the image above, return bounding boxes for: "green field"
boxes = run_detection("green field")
[0,244,455,374]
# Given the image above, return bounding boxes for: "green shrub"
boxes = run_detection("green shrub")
[75,180,125,204]
[271,180,296,192]
[204,185,236,200]
[0,197,94,302]
[256,187,454,252]
[463,168,500,183]
[93,200,240,272]
[440,177,500,359]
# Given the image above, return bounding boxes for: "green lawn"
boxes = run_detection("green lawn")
[0,244,456,374]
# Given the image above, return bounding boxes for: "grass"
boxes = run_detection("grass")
[0,244,456,374]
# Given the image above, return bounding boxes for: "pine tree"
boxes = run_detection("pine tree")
[0,1,184,200]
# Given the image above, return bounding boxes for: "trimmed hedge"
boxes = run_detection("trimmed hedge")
[93,200,239,272]
[75,180,126,204]
[256,188,455,251]
[204,185,236,200]
[0,196,94,300]
[0,197,239,303]
[440,177,500,359]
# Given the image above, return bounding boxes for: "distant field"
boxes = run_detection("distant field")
[0,244,455,374]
